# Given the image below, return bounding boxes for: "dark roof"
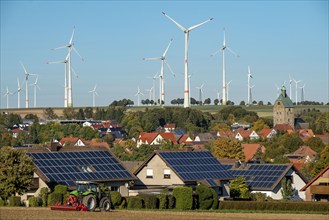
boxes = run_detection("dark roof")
[276,86,294,108]
[222,163,307,191]
[135,150,233,186]
[28,149,136,187]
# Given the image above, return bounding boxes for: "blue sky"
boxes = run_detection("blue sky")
[1,1,328,108]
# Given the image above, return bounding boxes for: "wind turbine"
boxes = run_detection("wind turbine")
[147,72,159,102]
[16,77,21,108]
[135,87,144,107]
[163,12,213,108]
[30,75,40,108]
[289,74,293,98]
[211,28,239,106]
[20,61,36,108]
[143,39,174,107]
[300,84,306,103]
[247,66,253,106]
[196,84,204,105]
[47,52,70,107]
[293,78,301,105]
[4,86,13,109]
[88,84,98,107]
[145,87,153,101]
[226,80,232,102]
[52,26,83,108]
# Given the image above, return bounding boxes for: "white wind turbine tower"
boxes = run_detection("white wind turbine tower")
[145,87,153,101]
[196,84,204,105]
[163,12,213,108]
[293,78,301,105]
[4,86,13,109]
[20,61,36,108]
[300,84,306,103]
[30,75,40,108]
[226,80,232,102]
[88,84,98,107]
[143,39,175,106]
[289,74,293,98]
[188,74,192,100]
[47,52,70,107]
[52,26,83,108]
[16,77,21,108]
[247,66,253,106]
[135,87,144,107]
[147,72,159,102]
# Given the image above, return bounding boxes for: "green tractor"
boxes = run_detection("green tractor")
[64,181,112,211]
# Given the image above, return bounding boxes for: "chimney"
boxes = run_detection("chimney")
[184,145,193,152]
[47,142,60,152]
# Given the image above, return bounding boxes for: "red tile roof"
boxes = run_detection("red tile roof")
[293,146,317,160]
[274,123,293,132]
[138,132,159,144]
[59,137,87,146]
[159,132,178,144]
[259,128,274,138]
[300,165,329,191]
[241,143,265,162]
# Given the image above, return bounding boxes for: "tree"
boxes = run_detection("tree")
[280,177,295,200]
[204,98,211,105]
[78,126,98,140]
[0,147,34,200]
[84,107,93,119]
[209,123,230,132]
[43,108,58,120]
[214,99,219,105]
[279,133,304,153]
[229,177,250,199]
[211,138,245,160]
[239,101,245,106]
[76,108,85,120]
[305,136,325,154]
[24,114,39,123]
[63,108,77,120]
[251,119,269,132]
[258,100,264,105]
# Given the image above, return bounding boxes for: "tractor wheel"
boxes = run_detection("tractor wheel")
[82,194,97,211]
[100,198,111,212]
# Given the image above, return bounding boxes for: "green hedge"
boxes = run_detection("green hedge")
[110,191,122,208]
[173,187,193,210]
[219,201,329,212]
[8,196,21,206]
[167,195,175,209]
[0,198,6,206]
[28,197,39,207]
[211,188,218,209]
[158,193,168,209]
[127,196,143,209]
[140,195,159,209]
[39,187,49,207]
[47,192,62,206]
[196,185,214,210]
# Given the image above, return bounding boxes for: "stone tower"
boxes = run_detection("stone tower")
[273,85,295,129]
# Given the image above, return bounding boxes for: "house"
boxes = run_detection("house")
[132,150,233,199]
[222,163,308,200]
[298,129,315,141]
[58,137,87,146]
[241,144,265,162]
[258,128,277,139]
[10,127,27,138]
[194,132,217,143]
[164,123,176,132]
[273,123,294,133]
[137,132,177,147]
[234,128,259,141]
[216,131,235,139]
[177,134,193,144]
[273,85,295,129]
[22,146,136,205]
[300,166,329,202]
[315,134,329,145]
[285,146,317,165]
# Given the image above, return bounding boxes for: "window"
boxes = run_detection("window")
[164,169,171,179]
[146,168,153,178]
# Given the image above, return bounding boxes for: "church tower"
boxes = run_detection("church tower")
[273,85,295,129]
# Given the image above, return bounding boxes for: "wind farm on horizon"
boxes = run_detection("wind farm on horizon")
[2,12,310,110]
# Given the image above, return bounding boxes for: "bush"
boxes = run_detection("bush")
[8,196,21,206]
[54,185,67,194]
[28,197,39,207]
[158,193,168,209]
[119,197,127,209]
[110,191,122,208]
[141,194,159,209]
[211,188,218,209]
[47,192,62,206]
[196,185,214,210]
[167,194,175,209]
[173,187,193,210]
[127,196,143,209]
[219,200,329,212]
[0,198,6,206]
[39,187,49,207]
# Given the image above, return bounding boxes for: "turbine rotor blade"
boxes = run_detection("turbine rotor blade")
[164,60,175,77]
[72,46,84,61]
[51,45,67,50]
[69,26,75,45]
[210,49,220,57]
[188,18,213,31]
[162,12,187,31]
[163,38,173,57]
[143,57,162,61]
[226,46,239,57]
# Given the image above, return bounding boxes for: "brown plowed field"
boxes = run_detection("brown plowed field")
[0,207,328,220]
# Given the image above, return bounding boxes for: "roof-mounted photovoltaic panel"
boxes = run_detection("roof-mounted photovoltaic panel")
[158,151,233,181]
[28,150,134,186]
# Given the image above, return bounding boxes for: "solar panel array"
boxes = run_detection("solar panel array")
[159,151,233,185]
[28,151,134,186]
[230,164,289,189]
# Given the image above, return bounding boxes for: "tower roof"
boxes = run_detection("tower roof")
[276,85,294,107]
